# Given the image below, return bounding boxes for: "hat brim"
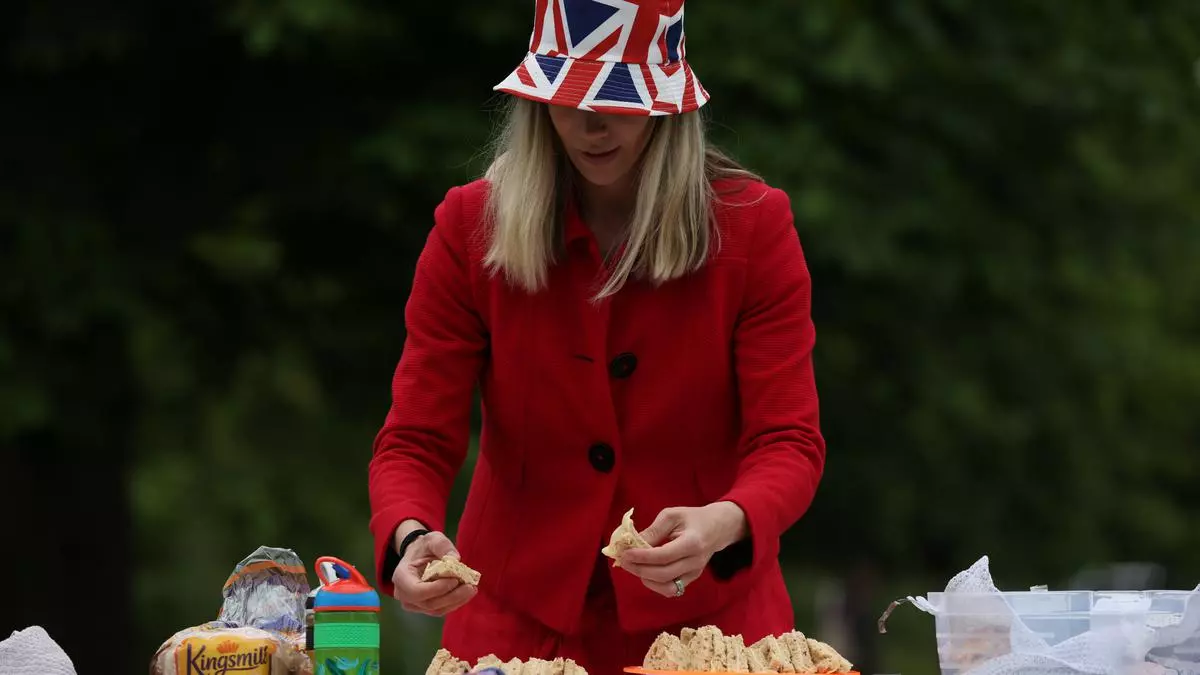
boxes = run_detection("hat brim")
[494,52,709,117]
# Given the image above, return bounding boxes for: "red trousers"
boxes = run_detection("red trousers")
[442,557,795,675]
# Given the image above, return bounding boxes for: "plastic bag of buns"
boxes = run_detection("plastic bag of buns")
[149,546,312,675]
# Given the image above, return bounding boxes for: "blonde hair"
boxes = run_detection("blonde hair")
[482,98,760,300]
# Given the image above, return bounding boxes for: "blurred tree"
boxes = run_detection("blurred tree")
[711,2,1200,583]
[2,1,1198,673]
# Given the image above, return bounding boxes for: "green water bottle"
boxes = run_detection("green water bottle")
[312,555,381,675]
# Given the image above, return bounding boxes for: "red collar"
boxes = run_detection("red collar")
[562,190,629,266]
[562,192,593,245]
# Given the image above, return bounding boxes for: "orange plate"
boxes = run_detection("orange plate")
[625,670,860,675]
[624,662,859,667]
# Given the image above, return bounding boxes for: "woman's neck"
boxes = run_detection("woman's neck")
[578,176,636,256]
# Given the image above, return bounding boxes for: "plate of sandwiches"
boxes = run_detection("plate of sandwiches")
[424,625,855,675]
[625,625,857,675]
[427,649,588,675]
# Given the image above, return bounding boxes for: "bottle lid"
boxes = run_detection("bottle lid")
[313,555,380,612]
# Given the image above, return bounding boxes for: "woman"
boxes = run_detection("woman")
[368,1,825,672]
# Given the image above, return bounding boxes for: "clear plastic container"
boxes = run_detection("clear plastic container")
[923,589,1200,674]
[1143,590,1200,674]
[1091,591,1152,634]
[930,591,1082,673]
[928,591,1149,674]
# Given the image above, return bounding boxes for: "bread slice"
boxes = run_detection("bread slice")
[806,638,852,673]
[425,648,453,675]
[745,642,771,674]
[644,633,690,671]
[474,654,503,671]
[456,654,588,675]
[750,636,794,673]
[426,649,469,675]
[685,626,722,671]
[636,628,849,674]
[709,628,728,671]
[724,635,749,673]
[531,658,556,675]
[421,556,481,586]
[600,508,650,568]
[779,632,815,672]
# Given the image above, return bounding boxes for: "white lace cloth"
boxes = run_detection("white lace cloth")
[0,626,77,675]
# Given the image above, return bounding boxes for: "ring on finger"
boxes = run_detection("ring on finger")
[673,578,686,597]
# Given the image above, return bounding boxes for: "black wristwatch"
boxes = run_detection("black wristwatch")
[397,527,431,562]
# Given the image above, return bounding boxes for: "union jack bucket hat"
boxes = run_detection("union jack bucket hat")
[494,0,710,116]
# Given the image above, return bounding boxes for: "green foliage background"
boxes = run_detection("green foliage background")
[3,1,1199,673]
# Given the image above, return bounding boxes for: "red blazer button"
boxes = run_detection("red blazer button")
[587,443,615,472]
[608,352,638,379]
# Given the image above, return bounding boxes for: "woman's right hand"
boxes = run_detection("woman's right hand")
[390,520,477,616]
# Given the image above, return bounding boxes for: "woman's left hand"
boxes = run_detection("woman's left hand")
[618,501,748,598]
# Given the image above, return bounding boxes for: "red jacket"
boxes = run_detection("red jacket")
[368,177,824,635]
